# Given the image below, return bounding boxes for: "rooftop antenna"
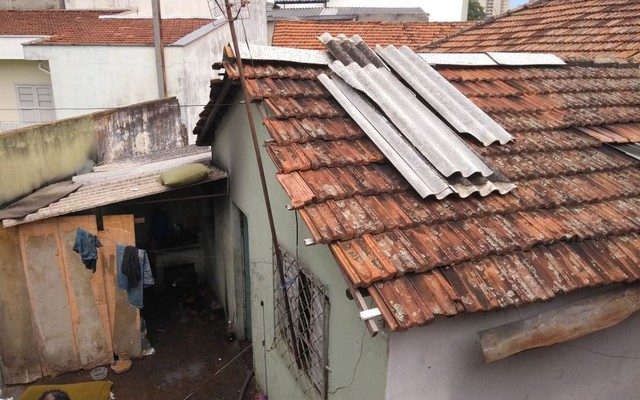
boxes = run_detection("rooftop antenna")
[208,0,249,21]
[210,0,303,369]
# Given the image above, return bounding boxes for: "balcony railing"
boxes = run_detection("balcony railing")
[0,121,40,133]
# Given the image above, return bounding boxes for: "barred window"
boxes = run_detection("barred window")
[274,249,329,399]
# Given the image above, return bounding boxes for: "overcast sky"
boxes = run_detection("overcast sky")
[510,0,528,7]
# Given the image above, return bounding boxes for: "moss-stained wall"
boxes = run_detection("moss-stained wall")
[212,98,389,400]
[0,116,97,206]
[0,97,186,206]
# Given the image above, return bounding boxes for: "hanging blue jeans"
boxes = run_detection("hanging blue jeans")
[116,244,144,308]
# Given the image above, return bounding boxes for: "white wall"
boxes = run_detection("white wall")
[167,25,231,141]
[64,0,212,18]
[288,0,469,21]
[23,28,229,143]
[24,45,160,119]
[21,0,266,143]
[386,287,640,400]
[0,37,47,59]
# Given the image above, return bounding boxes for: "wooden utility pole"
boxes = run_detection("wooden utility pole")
[223,0,302,368]
[151,0,168,98]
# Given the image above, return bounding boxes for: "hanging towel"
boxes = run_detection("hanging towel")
[116,244,144,308]
[139,249,155,287]
[72,228,102,273]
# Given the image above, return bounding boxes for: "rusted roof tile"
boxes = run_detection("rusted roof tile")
[424,0,640,61]
[209,57,640,331]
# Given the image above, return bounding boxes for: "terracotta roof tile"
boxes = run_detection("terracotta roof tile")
[424,0,640,60]
[0,10,211,45]
[272,20,472,50]
[203,54,640,330]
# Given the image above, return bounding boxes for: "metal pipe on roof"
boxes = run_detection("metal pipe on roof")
[152,0,168,98]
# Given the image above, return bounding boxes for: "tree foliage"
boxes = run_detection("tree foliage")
[468,0,487,21]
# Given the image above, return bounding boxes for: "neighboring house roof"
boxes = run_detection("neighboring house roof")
[423,0,640,60]
[1,146,227,227]
[195,45,640,331]
[0,10,212,45]
[272,20,473,50]
[267,6,429,21]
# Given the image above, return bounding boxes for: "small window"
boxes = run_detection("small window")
[16,85,56,123]
[273,248,329,399]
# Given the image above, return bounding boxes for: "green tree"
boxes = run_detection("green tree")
[468,0,487,21]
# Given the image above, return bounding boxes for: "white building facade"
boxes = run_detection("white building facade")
[0,3,267,141]
[282,0,470,21]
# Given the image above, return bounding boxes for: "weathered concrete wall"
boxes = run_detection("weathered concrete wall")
[212,99,389,400]
[386,287,640,400]
[0,97,186,206]
[94,97,186,162]
[0,0,62,10]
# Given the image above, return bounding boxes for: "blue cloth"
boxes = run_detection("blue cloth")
[73,228,102,273]
[140,249,155,287]
[117,244,144,308]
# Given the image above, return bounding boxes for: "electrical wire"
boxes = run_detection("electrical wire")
[0,101,246,113]
[328,326,366,395]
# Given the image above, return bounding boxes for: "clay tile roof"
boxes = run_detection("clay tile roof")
[198,51,640,331]
[0,10,212,45]
[423,0,640,60]
[272,20,473,50]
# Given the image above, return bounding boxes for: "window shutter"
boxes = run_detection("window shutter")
[16,85,56,123]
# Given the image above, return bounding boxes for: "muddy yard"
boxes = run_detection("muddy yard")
[7,299,259,400]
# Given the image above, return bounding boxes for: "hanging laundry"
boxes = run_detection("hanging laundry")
[139,249,155,288]
[116,245,154,308]
[122,246,141,290]
[73,228,102,273]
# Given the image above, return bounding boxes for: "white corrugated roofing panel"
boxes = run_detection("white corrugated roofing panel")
[237,43,332,65]
[487,52,566,66]
[2,148,226,227]
[377,45,513,146]
[418,52,497,66]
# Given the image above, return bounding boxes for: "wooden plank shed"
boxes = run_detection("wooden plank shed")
[0,148,227,384]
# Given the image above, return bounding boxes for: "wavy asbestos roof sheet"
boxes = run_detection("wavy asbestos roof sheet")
[327,60,494,179]
[317,33,507,199]
[2,148,226,227]
[376,45,513,146]
[319,73,514,198]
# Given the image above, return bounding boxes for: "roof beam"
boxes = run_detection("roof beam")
[479,284,640,363]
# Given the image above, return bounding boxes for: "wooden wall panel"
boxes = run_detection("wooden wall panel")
[19,222,80,376]
[98,215,141,359]
[1,215,140,382]
[57,216,113,368]
[0,227,41,384]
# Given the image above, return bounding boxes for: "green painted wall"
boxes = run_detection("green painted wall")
[0,116,97,206]
[212,98,389,400]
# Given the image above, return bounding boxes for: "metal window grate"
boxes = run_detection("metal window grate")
[273,248,329,399]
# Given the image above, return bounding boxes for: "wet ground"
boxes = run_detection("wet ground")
[7,292,260,400]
